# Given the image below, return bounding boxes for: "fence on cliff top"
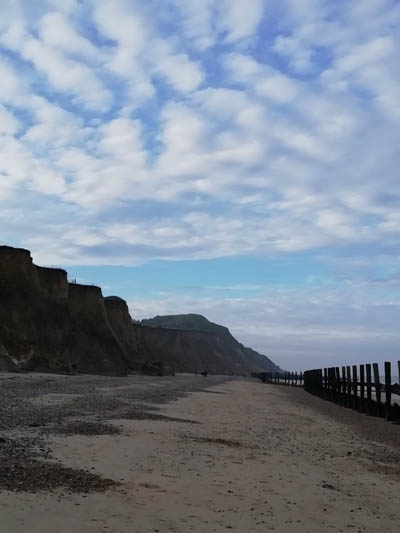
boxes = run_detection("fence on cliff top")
[303,361,400,423]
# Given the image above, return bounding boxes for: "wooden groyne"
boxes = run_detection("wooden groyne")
[254,371,304,387]
[304,361,400,422]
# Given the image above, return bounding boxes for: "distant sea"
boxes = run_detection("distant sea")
[381,375,399,384]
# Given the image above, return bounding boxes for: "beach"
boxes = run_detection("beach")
[0,374,400,532]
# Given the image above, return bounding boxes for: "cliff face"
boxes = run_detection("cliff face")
[36,266,69,299]
[107,309,279,375]
[104,296,148,371]
[0,246,127,374]
[0,245,281,375]
[67,285,127,375]
[0,247,71,371]
[141,314,282,374]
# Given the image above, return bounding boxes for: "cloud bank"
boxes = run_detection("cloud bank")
[1,0,400,368]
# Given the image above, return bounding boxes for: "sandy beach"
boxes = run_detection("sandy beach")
[1,375,400,532]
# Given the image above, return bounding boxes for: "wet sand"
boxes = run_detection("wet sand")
[1,376,400,532]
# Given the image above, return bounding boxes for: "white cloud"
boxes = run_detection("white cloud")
[0,105,20,135]
[336,36,395,73]
[0,57,28,105]
[150,44,204,93]
[0,0,398,281]
[39,11,100,61]
[170,0,216,50]
[255,71,300,103]
[23,96,86,148]
[217,0,264,42]
[224,53,301,104]
[21,37,112,110]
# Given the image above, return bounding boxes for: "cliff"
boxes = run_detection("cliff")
[67,284,127,375]
[141,314,282,374]
[0,245,282,375]
[0,246,126,374]
[104,296,148,371]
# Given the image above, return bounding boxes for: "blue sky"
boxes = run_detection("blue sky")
[1,0,400,370]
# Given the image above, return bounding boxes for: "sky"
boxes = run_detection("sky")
[1,0,400,371]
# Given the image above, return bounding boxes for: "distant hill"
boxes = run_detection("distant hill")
[141,314,282,374]
[141,313,229,334]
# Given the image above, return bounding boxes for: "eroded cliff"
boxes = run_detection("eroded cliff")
[0,245,281,375]
[0,246,127,374]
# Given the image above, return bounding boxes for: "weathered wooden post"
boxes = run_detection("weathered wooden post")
[352,365,358,409]
[366,363,372,415]
[304,370,309,392]
[332,367,337,401]
[341,366,346,405]
[327,367,333,401]
[359,364,365,412]
[335,367,340,402]
[294,371,298,387]
[385,361,392,421]
[373,363,382,416]
[346,366,352,406]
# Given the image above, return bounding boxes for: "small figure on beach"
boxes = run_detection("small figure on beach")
[201,370,208,377]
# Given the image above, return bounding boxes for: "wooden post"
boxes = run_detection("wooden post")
[366,363,372,415]
[295,371,298,387]
[359,364,365,412]
[335,367,340,403]
[341,366,346,405]
[385,361,392,421]
[346,366,351,406]
[328,368,334,401]
[373,363,381,416]
[332,367,337,401]
[352,365,358,409]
